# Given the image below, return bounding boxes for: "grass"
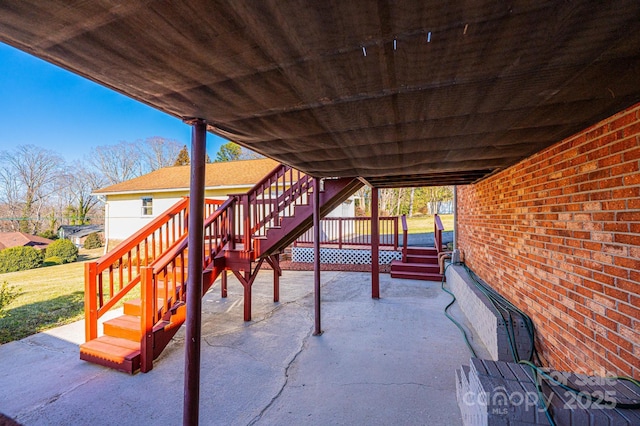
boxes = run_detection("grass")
[0,215,454,344]
[0,247,104,344]
[404,214,454,234]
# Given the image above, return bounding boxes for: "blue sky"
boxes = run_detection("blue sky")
[0,42,227,161]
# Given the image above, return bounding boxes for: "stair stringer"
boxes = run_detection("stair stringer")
[150,264,224,359]
[254,178,363,257]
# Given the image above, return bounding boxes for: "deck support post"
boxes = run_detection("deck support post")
[266,254,281,302]
[313,177,323,335]
[232,258,264,321]
[371,187,380,299]
[221,270,228,298]
[183,118,207,426]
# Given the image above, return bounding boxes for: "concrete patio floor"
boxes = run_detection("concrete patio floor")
[0,270,486,425]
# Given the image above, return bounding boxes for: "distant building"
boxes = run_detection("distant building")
[57,225,104,247]
[93,158,354,245]
[0,232,53,251]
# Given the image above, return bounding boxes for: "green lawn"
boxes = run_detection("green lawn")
[404,214,453,234]
[0,216,454,344]
[0,248,103,344]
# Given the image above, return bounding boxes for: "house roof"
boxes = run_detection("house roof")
[94,158,280,195]
[58,225,104,239]
[1,2,640,187]
[0,232,53,250]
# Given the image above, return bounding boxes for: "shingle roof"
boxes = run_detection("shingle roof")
[58,225,104,239]
[94,158,280,194]
[0,232,54,250]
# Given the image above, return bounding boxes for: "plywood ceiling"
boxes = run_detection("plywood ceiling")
[1,1,639,186]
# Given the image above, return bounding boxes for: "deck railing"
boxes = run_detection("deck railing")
[139,197,235,370]
[294,216,399,249]
[434,213,444,253]
[84,197,222,341]
[401,214,408,262]
[231,164,311,250]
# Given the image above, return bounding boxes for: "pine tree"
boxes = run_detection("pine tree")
[214,142,242,162]
[173,145,190,166]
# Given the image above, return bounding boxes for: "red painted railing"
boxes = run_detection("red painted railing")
[84,197,222,341]
[401,214,408,262]
[295,216,399,249]
[434,214,444,253]
[139,197,235,370]
[86,163,315,362]
[233,164,311,250]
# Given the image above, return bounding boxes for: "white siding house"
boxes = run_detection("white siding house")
[94,158,354,245]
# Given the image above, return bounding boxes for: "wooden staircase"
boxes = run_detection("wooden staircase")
[389,214,446,282]
[390,247,443,281]
[80,165,362,374]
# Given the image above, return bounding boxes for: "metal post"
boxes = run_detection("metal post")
[371,187,380,299]
[183,118,207,426]
[313,177,322,335]
[453,186,458,251]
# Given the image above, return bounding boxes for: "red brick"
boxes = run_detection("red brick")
[614,233,640,245]
[608,111,637,131]
[456,103,640,377]
[616,211,640,221]
[623,147,640,161]
[613,256,640,270]
[611,161,639,176]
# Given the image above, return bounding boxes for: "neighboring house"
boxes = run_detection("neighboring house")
[57,225,104,247]
[0,232,53,251]
[94,158,354,244]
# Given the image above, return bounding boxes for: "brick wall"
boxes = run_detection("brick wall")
[457,103,640,378]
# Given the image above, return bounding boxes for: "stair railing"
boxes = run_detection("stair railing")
[434,213,444,254]
[139,197,235,371]
[84,197,221,342]
[401,214,408,262]
[230,164,311,253]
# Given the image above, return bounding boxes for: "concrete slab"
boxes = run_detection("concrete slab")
[0,270,482,425]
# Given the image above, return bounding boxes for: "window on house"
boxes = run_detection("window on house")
[141,197,153,216]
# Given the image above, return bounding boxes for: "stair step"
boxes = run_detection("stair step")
[103,314,142,341]
[405,247,438,256]
[390,261,440,274]
[123,299,141,316]
[390,270,444,282]
[124,297,176,317]
[79,335,140,374]
[406,254,439,264]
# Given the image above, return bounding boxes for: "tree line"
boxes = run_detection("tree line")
[0,139,263,236]
[0,138,452,237]
[353,186,453,217]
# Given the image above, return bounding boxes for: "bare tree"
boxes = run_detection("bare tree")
[62,163,107,225]
[424,186,453,214]
[408,187,416,217]
[140,136,182,171]
[0,164,22,231]
[89,142,143,185]
[0,145,64,234]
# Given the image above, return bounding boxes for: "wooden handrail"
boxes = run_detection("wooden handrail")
[97,197,189,267]
[434,213,444,254]
[401,214,408,262]
[86,162,315,349]
[84,197,223,341]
